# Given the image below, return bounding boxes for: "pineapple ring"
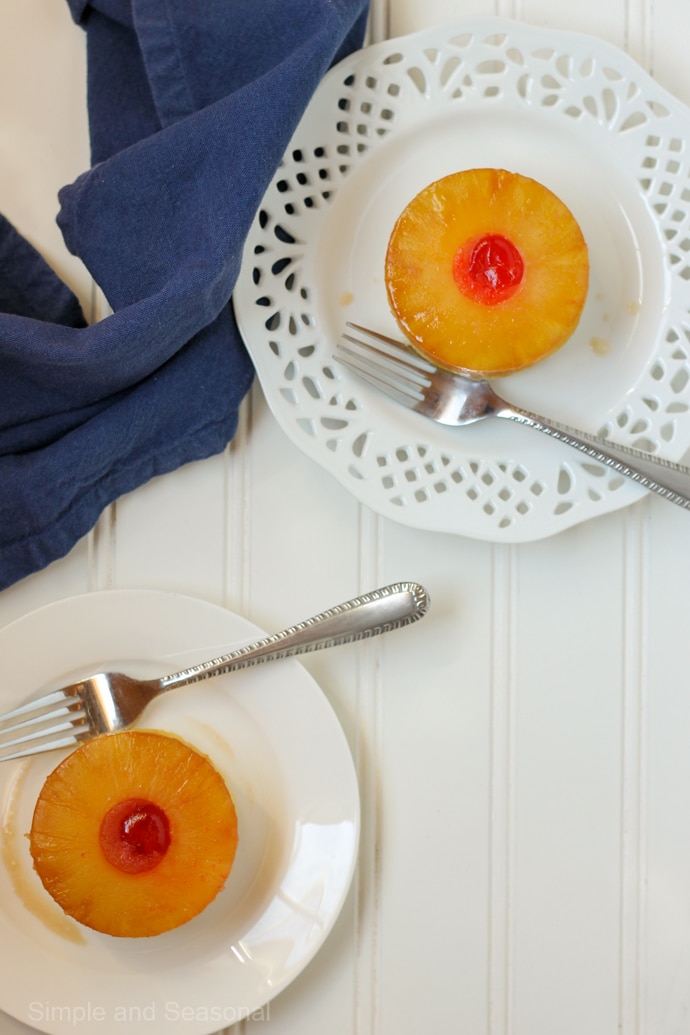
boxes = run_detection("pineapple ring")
[384,168,589,377]
[29,730,239,938]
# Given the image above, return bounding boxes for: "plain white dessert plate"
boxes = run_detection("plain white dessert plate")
[0,590,359,1035]
[234,18,690,540]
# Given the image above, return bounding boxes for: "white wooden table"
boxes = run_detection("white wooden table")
[3,2,690,1034]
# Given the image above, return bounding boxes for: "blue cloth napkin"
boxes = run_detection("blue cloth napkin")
[0,0,369,591]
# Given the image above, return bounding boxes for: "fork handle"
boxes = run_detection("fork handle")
[497,404,690,509]
[157,582,429,691]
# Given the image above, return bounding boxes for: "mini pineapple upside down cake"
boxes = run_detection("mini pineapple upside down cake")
[29,730,239,938]
[384,168,589,377]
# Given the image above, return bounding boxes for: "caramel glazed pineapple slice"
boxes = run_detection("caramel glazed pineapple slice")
[385,168,589,377]
[29,730,239,938]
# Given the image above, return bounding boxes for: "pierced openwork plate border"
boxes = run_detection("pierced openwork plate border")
[234,18,690,541]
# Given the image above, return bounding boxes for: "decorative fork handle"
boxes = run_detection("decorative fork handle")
[157,582,429,692]
[499,404,690,508]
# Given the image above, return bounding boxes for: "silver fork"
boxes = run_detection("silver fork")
[0,582,429,762]
[337,323,690,510]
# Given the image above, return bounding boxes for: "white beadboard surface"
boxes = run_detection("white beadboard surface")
[2,2,690,1034]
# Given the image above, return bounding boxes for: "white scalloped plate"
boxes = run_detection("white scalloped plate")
[0,591,359,1035]
[234,18,690,540]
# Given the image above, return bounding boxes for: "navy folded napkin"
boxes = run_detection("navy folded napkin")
[0,0,369,591]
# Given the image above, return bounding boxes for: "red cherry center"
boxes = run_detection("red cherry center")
[99,798,171,874]
[453,233,524,305]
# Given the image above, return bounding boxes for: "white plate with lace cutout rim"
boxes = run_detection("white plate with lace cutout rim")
[234,17,690,541]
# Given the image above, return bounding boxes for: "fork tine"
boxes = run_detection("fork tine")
[1,702,86,739]
[338,342,424,409]
[338,331,432,405]
[339,334,429,390]
[345,324,436,374]
[0,689,87,762]
[339,335,423,384]
[0,688,72,723]
[0,732,84,763]
[0,720,83,753]
[345,323,437,377]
